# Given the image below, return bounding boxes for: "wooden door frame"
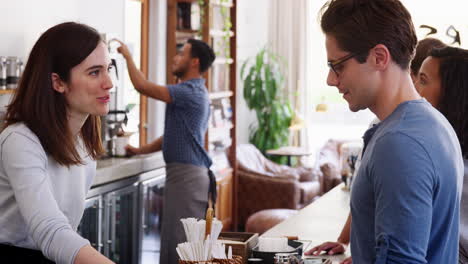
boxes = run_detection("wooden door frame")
[139,0,150,145]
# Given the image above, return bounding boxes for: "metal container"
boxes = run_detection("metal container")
[0,57,7,90]
[274,253,301,264]
[253,240,304,264]
[6,56,23,89]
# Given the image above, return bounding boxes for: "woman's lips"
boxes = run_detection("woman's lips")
[97,95,110,103]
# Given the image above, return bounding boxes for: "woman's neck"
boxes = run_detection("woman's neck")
[68,112,89,138]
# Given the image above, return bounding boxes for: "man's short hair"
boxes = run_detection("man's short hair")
[320,0,417,70]
[187,39,216,73]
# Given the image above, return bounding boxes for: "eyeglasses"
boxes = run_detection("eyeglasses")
[327,53,359,78]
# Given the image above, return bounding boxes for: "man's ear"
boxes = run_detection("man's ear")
[51,73,66,93]
[370,44,391,70]
[191,57,200,70]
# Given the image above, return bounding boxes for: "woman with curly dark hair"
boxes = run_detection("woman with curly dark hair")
[418,46,468,263]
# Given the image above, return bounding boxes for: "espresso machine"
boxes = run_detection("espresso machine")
[6,56,23,89]
[100,33,130,158]
[0,57,7,90]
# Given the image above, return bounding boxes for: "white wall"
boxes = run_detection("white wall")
[402,0,468,48]
[147,0,168,142]
[0,0,126,108]
[0,0,125,58]
[236,0,270,144]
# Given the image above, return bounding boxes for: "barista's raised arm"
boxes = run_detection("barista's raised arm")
[114,39,172,103]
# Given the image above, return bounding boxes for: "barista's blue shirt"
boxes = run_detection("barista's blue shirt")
[163,78,212,168]
[350,99,464,264]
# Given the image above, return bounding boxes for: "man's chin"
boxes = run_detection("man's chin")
[172,70,183,78]
[348,103,363,113]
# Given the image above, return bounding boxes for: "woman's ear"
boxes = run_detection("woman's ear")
[51,73,66,93]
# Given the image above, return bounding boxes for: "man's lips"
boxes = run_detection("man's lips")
[338,89,350,95]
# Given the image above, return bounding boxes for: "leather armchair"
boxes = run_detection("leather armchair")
[236,144,322,227]
[317,139,362,193]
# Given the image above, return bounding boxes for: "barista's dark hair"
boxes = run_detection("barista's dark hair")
[430,46,468,158]
[5,22,104,166]
[410,38,446,76]
[187,38,216,73]
[320,0,417,70]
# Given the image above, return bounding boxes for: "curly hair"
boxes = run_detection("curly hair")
[430,46,468,158]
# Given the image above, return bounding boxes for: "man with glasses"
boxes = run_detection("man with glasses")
[308,0,464,263]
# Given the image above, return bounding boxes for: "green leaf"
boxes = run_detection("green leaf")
[242,47,292,155]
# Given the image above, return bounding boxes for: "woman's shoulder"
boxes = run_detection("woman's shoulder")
[0,123,41,146]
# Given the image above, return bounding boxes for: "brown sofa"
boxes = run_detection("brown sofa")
[236,144,323,227]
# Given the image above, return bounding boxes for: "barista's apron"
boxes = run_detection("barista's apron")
[159,162,215,264]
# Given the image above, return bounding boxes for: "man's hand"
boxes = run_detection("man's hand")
[304,241,346,256]
[340,256,352,264]
[112,39,132,60]
[125,144,141,156]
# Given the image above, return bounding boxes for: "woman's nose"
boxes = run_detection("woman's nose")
[103,72,114,90]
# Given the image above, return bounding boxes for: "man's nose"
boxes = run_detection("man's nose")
[326,69,339,87]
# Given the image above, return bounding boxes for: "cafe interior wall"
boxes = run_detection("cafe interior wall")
[236,0,271,145]
[0,0,126,112]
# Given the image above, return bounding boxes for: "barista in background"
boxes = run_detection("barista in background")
[115,38,215,264]
[0,22,114,264]
[306,37,447,264]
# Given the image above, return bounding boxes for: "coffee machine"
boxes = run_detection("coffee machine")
[100,33,129,158]
[0,57,7,90]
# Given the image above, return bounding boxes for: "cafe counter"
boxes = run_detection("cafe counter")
[262,184,351,260]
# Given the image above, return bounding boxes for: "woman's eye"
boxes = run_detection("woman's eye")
[90,70,100,76]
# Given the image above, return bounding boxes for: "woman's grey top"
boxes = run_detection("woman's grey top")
[0,123,94,264]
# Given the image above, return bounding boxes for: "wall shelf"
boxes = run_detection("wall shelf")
[209,91,233,100]
[177,29,199,34]
[0,89,15,95]
[213,57,234,65]
[210,29,234,38]
[167,0,237,231]
[210,0,233,8]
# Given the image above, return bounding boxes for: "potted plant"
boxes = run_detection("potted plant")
[241,48,293,163]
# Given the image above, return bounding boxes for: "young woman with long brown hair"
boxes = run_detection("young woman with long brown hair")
[0,22,114,264]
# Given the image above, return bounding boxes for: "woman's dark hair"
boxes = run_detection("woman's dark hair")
[320,0,417,70]
[187,38,216,73]
[430,46,468,158]
[5,22,104,166]
[410,38,446,76]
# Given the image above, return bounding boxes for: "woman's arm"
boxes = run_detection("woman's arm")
[1,131,113,264]
[74,245,114,264]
